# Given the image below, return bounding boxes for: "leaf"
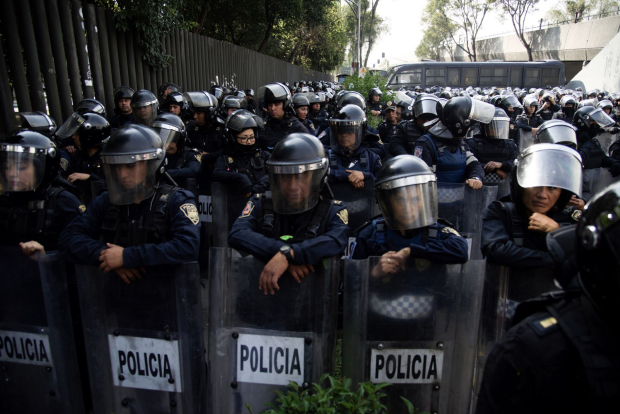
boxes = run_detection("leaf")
[400,397,415,414]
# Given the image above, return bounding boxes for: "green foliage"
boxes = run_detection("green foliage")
[546,0,620,23]
[343,73,395,128]
[247,374,425,414]
[416,4,457,61]
[342,0,389,68]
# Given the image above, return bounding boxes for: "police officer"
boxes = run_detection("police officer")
[130,89,159,126]
[184,91,221,153]
[307,93,329,130]
[497,95,523,142]
[466,108,519,186]
[538,91,561,121]
[352,155,468,266]
[258,82,308,148]
[292,94,317,135]
[516,96,545,145]
[163,91,191,122]
[377,102,398,143]
[476,181,620,413]
[368,87,385,117]
[481,144,583,268]
[213,109,270,196]
[59,124,200,283]
[552,94,578,122]
[327,105,382,190]
[151,113,200,189]
[108,86,135,129]
[389,94,439,157]
[413,96,489,188]
[228,133,349,295]
[0,130,83,256]
[157,82,181,106]
[533,119,579,150]
[56,98,107,146]
[245,89,256,113]
[572,106,620,177]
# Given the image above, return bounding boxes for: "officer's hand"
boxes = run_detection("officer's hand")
[346,170,364,184]
[531,128,539,137]
[259,252,289,295]
[372,251,407,278]
[484,161,502,172]
[66,145,76,155]
[496,169,507,179]
[528,213,560,233]
[352,180,365,190]
[465,179,483,190]
[541,102,550,110]
[115,267,146,284]
[19,241,45,261]
[288,264,315,283]
[68,173,91,183]
[99,243,125,273]
[567,195,585,210]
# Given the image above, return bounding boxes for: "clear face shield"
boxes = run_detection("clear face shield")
[413,96,439,118]
[0,147,47,193]
[375,176,438,231]
[534,121,578,149]
[329,120,364,155]
[469,99,496,123]
[101,151,164,205]
[18,112,56,135]
[267,160,327,214]
[56,112,85,139]
[132,101,158,125]
[485,115,510,139]
[151,122,183,152]
[517,145,583,197]
[589,108,615,128]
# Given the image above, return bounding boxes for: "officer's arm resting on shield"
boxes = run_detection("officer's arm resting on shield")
[167,151,201,181]
[463,143,485,189]
[213,155,254,195]
[407,224,469,264]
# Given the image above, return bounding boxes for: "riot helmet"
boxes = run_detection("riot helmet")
[499,95,524,118]
[598,99,614,115]
[113,86,135,114]
[534,120,578,149]
[573,106,615,134]
[369,87,382,102]
[184,91,218,124]
[484,108,511,140]
[395,96,415,121]
[511,143,582,211]
[163,91,189,117]
[0,130,60,193]
[17,112,57,138]
[413,94,440,128]
[56,98,108,139]
[292,94,311,121]
[245,89,255,98]
[523,95,539,113]
[210,85,224,104]
[258,83,293,118]
[219,95,245,119]
[587,89,598,99]
[266,133,328,214]
[374,155,438,231]
[578,98,598,108]
[100,124,165,205]
[225,109,264,155]
[429,96,495,139]
[576,181,620,315]
[150,112,186,153]
[559,95,577,119]
[130,89,159,125]
[329,105,367,156]
[76,98,107,118]
[75,113,111,149]
[158,83,181,102]
[334,91,366,112]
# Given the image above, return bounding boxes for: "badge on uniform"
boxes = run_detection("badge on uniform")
[240,201,255,218]
[195,154,202,162]
[337,209,349,225]
[387,101,392,106]
[510,124,515,129]
[442,227,461,237]
[180,203,200,225]
[318,131,327,139]
[78,204,86,213]
[60,158,69,171]
[414,146,423,158]
[571,209,582,221]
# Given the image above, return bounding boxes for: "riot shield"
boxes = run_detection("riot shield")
[518,128,533,152]
[0,247,84,414]
[437,183,497,259]
[329,179,380,233]
[342,257,487,414]
[582,167,619,200]
[207,248,339,413]
[76,262,205,414]
[211,182,253,248]
[596,131,617,154]
[474,263,556,407]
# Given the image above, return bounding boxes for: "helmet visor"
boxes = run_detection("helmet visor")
[101,160,159,205]
[18,112,56,134]
[535,122,577,148]
[485,117,510,139]
[376,181,438,231]
[56,112,85,139]
[329,120,364,154]
[414,96,439,118]
[268,166,326,214]
[0,148,47,193]
[132,104,158,125]
[469,99,496,123]
[517,147,583,196]
[151,122,183,151]
[226,110,263,132]
[589,108,615,128]
[184,92,217,110]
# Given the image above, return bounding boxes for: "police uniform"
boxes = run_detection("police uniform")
[413,135,485,183]
[307,108,329,130]
[64,147,106,182]
[107,111,133,129]
[186,119,225,154]
[465,134,519,183]
[368,101,386,115]
[388,120,425,157]
[228,194,349,265]
[577,130,620,175]
[539,103,561,121]
[352,218,468,262]
[516,112,545,148]
[59,185,200,267]
[377,120,398,143]
[300,117,318,135]
[213,149,271,195]
[261,115,309,148]
[610,139,620,161]
[327,147,382,183]
[166,147,201,188]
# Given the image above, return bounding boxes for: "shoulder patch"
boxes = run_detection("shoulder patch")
[78,204,86,213]
[414,146,423,158]
[180,203,199,225]
[387,101,392,106]
[318,131,327,139]
[337,209,349,225]
[334,200,343,205]
[240,201,255,218]
[571,209,582,221]
[195,153,202,162]
[60,158,69,171]
[442,226,461,237]
[528,316,559,337]
[510,124,515,129]
[228,157,234,163]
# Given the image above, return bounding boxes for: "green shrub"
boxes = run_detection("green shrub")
[342,74,395,129]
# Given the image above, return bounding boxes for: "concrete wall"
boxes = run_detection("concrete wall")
[441,15,620,64]
[567,30,620,91]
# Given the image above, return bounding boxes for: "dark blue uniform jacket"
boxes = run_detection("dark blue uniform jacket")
[327,147,382,183]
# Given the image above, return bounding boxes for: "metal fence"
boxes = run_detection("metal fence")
[0,0,333,135]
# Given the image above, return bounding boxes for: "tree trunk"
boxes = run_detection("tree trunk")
[257,1,275,53]
[287,42,300,63]
[193,3,210,34]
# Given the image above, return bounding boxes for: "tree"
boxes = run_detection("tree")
[343,0,389,69]
[546,0,620,23]
[496,0,540,61]
[416,5,458,60]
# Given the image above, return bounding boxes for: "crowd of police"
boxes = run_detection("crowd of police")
[1,77,620,413]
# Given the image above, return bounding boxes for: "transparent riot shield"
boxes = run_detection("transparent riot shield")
[437,183,497,259]
[518,128,534,152]
[329,179,380,233]
[76,262,205,414]
[342,257,487,414]
[474,263,556,407]
[0,247,84,414]
[596,131,616,154]
[582,167,619,201]
[207,248,339,413]
[211,182,253,248]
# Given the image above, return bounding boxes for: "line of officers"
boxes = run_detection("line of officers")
[1,78,620,412]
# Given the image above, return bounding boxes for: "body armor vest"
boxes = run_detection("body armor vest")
[470,137,512,164]
[225,150,267,183]
[422,135,467,184]
[329,150,368,172]
[402,122,424,154]
[582,138,605,169]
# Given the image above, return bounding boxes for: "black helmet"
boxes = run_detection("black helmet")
[292,94,310,108]
[329,105,367,156]
[598,99,613,111]
[100,124,165,205]
[210,85,225,104]
[559,95,577,119]
[113,86,135,114]
[151,112,186,152]
[245,89,254,98]
[0,130,60,193]
[429,96,495,139]
[334,91,366,112]
[413,94,440,122]
[439,90,452,100]
[163,91,189,117]
[184,91,218,122]
[130,89,159,125]
[374,155,438,231]
[258,82,293,113]
[76,113,111,149]
[233,89,247,101]
[499,95,524,118]
[225,109,264,155]
[76,98,107,118]
[369,87,382,100]
[17,112,57,138]
[484,108,511,140]
[573,106,615,134]
[534,120,578,149]
[266,133,328,214]
[576,181,620,315]
[158,82,181,101]
[396,96,415,121]
[218,95,245,120]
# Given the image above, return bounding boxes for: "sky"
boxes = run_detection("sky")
[361,0,558,68]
